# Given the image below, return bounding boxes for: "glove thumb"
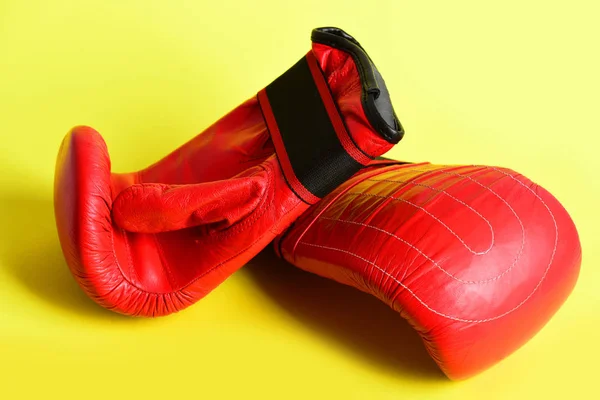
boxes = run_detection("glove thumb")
[112,173,267,233]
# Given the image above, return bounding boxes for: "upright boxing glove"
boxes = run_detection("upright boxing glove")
[54,27,403,317]
[275,159,581,379]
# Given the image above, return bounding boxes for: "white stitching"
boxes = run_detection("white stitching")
[345,191,494,255]
[300,242,491,323]
[334,175,523,283]
[363,167,527,283]
[300,166,558,324]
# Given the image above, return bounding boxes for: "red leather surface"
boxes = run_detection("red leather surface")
[304,50,373,166]
[277,162,581,380]
[312,43,394,158]
[54,44,392,317]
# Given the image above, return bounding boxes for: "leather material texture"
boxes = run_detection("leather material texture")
[53,28,398,317]
[312,43,397,158]
[311,27,403,143]
[276,161,581,380]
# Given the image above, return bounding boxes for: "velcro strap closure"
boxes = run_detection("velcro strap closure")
[257,51,371,205]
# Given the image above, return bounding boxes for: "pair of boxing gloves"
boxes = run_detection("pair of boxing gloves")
[54,27,581,380]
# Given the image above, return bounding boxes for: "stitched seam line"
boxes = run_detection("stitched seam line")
[345,191,493,255]
[299,167,558,324]
[365,167,526,283]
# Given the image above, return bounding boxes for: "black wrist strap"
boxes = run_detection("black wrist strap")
[257,27,403,204]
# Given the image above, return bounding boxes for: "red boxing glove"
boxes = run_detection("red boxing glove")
[54,28,404,317]
[275,159,581,380]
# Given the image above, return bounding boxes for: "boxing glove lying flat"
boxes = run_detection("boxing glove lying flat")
[275,159,581,379]
[54,27,403,317]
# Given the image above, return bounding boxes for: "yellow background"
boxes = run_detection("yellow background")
[1,1,598,398]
